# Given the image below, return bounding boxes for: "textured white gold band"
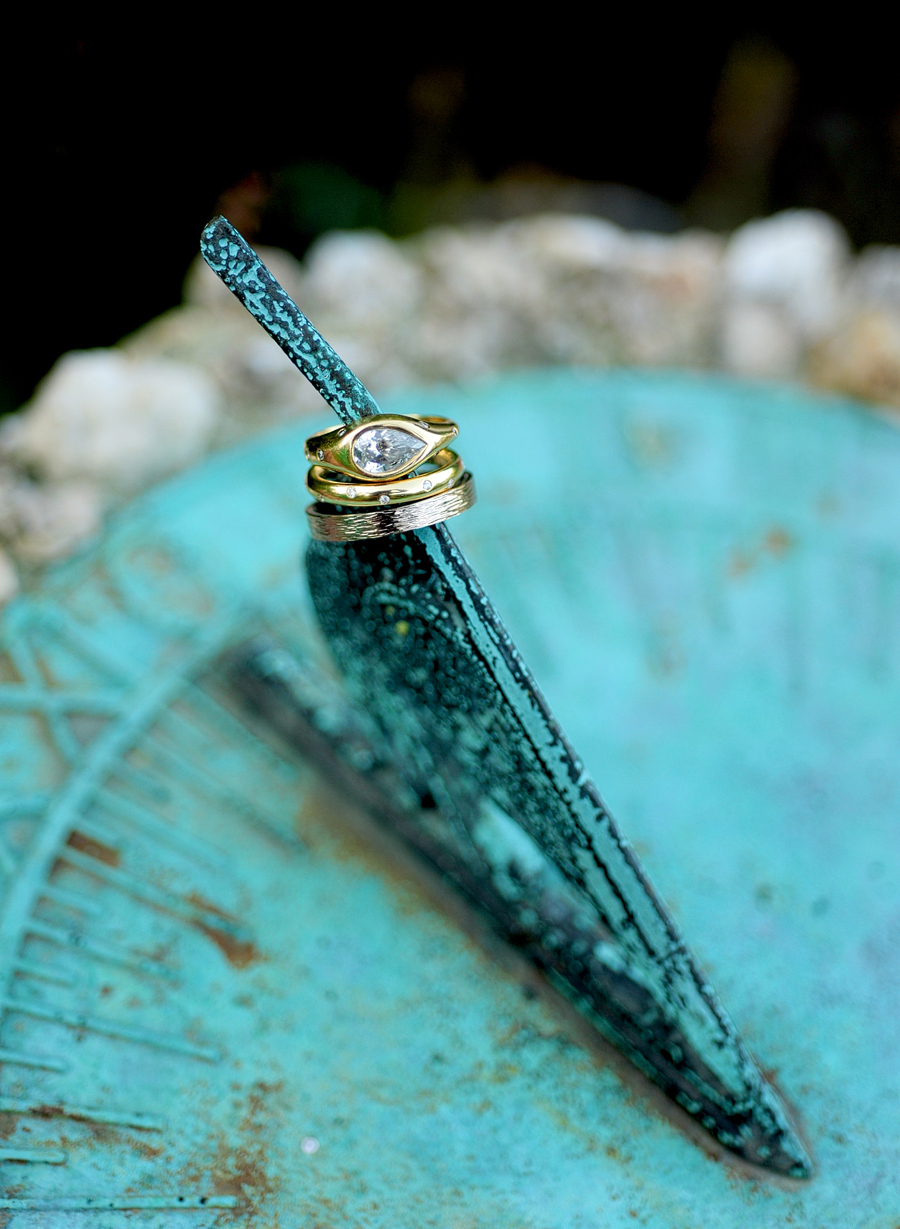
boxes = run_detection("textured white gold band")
[306,473,476,542]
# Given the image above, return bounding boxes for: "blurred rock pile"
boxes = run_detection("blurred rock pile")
[3,206,900,601]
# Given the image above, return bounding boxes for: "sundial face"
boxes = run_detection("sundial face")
[0,369,898,1225]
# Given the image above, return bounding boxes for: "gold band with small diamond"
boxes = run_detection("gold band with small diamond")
[307,448,464,507]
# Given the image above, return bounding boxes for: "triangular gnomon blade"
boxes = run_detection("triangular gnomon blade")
[202,218,813,1178]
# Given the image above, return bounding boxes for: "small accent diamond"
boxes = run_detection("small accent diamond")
[379,494,390,505]
[317,449,324,461]
[346,486,357,499]
[422,479,433,492]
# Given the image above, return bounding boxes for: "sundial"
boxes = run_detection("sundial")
[0,234,898,1226]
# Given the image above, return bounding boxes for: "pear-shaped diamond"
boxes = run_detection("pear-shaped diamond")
[352,427,424,477]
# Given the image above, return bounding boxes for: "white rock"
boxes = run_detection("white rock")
[305,230,423,328]
[12,483,101,563]
[603,229,724,367]
[0,465,101,564]
[723,211,851,377]
[5,350,221,493]
[507,213,624,271]
[810,309,900,407]
[0,546,18,606]
[302,230,423,391]
[413,214,724,371]
[851,245,900,311]
[721,301,804,380]
[122,307,325,439]
[503,214,624,366]
[408,224,549,378]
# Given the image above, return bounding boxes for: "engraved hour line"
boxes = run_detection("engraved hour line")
[138,730,305,850]
[0,996,220,1061]
[183,681,303,784]
[160,697,303,798]
[40,883,102,916]
[95,784,229,867]
[57,844,252,939]
[0,1048,68,1072]
[139,731,286,832]
[0,1196,240,1210]
[0,687,125,714]
[154,702,302,815]
[11,958,74,987]
[0,1098,165,1131]
[25,917,174,980]
[108,758,171,802]
[0,838,16,876]
[69,814,121,848]
[0,1149,68,1165]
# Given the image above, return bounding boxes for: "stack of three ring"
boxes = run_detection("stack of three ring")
[304,413,475,541]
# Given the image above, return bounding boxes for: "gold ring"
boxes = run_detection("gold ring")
[304,414,458,480]
[307,473,476,541]
[306,448,464,507]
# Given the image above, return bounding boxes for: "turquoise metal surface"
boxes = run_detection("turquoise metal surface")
[201,219,811,1173]
[0,368,897,1225]
[201,217,380,425]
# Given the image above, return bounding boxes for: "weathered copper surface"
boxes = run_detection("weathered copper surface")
[200,219,811,1174]
[0,368,897,1224]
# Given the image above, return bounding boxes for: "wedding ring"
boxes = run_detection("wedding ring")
[304,414,458,480]
[306,448,464,507]
[307,472,476,542]
[305,411,473,541]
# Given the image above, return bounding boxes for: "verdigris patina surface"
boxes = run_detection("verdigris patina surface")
[0,367,897,1223]
[200,218,811,1177]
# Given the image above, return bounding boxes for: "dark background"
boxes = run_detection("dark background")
[3,15,899,413]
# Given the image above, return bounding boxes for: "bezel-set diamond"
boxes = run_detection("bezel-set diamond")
[351,427,424,478]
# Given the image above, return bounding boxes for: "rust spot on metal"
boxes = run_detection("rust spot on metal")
[28,1103,64,1119]
[728,549,753,577]
[764,527,793,555]
[729,526,795,578]
[187,892,261,969]
[194,923,259,969]
[130,1140,165,1159]
[66,829,120,867]
[192,1082,284,1214]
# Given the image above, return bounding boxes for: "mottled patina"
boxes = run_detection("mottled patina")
[0,369,898,1223]
[200,219,811,1176]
